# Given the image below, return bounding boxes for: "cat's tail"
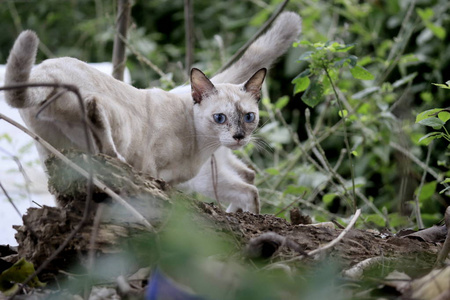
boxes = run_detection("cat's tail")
[211,11,302,85]
[4,30,39,108]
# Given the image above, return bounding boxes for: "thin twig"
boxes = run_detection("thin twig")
[85,203,105,298]
[184,0,194,76]
[376,0,417,85]
[305,108,354,209]
[210,154,222,210]
[414,142,433,229]
[389,141,441,180]
[274,191,307,217]
[112,0,132,81]
[435,206,450,266]
[2,82,95,299]
[307,208,361,256]
[115,31,173,85]
[215,0,290,75]
[0,147,34,205]
[324,67,356,211]
[0,112,154,231]
[0,181,23,223]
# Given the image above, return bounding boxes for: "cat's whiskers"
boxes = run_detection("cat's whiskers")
[249,135,273,154]
[253,118,271,134]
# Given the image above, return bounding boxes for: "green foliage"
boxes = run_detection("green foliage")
[291,40,373,108]
[0,258,45,296]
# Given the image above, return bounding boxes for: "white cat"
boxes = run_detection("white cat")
[4,12,301,213]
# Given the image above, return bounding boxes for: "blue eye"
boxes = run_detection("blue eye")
[213,113,227,124]
[244,112,255,123]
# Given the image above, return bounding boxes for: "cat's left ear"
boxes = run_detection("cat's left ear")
[244,68,267,102]
[191,68,217,104]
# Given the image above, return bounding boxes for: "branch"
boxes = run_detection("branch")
[215,0,290,75]
[184,0,194,76]
[112,0,132,81]
[308,209,361,256]
[0,113,154,231]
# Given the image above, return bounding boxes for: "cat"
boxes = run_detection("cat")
[4,12,302,214]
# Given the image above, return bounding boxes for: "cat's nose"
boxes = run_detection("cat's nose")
[233,133,245,141]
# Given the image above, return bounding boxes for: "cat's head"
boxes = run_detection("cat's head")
[191,68,266,150]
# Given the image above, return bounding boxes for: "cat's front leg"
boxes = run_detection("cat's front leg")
[177,148,260,214]
[226,151,256,184]
[225,184,260,214]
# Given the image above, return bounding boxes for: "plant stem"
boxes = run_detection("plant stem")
[324,66,357,212]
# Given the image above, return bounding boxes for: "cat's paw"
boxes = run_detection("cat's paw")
[225,186,260,214]
[239,169,255,184]
[116,152,127,163]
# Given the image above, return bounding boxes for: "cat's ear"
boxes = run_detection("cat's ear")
[191,68,216,104]
[244,68,267,102]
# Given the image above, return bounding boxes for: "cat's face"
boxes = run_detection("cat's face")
[191,69,266,150]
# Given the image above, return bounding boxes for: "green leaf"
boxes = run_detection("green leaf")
[301,80,324,108]
[334,43,355,52]
[322,193,337,205]
[432,81,450,89]
[441,178,450,184]
[275,96,290,110]
[0,258,45,296]
[284,185,308,196]
[292,76,311,94]
[416,108,450,123]
[426,22,446,40]
[388,213,410,228]
[440,185,450,194]
[418,132,444,145]
[392,73,417,88]
[350,65,374,80]
[338,109,348,118]
[297,51,314,61]
[416,8,433,21]
[417,117,444,129]
[416,181,437,201]
[265,168,280,176]
[365,214,385,227]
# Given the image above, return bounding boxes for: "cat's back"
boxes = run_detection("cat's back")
[31,57,138,96]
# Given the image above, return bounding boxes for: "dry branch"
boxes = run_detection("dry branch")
[184,0,194,75]
[112,0,132,81]
[307,208,361,256]
[215,0,290,75]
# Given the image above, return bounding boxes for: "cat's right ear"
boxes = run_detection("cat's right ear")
[191,68,216,104]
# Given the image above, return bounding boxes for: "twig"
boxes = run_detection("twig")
[414,142,433,229]
[184,0,194,75]
[324,67,356,211]
[215,0,290,75]
[376,0,417,85]
[85,203,105,298]
[307,208,361,256]
[2,82,95,300]
[210,154,222,210]
[389,141,441,180]
[0,112,154,232]
[274,191,307,217]
[112,0,132,81]
[435,206,450,266]
[0,181,23,223]
[0,147,34,205]
[116,31,173,85]
[305,108,354,209]
[260,189,335,217]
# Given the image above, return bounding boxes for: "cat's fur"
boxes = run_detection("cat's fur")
[4,12,301,213]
